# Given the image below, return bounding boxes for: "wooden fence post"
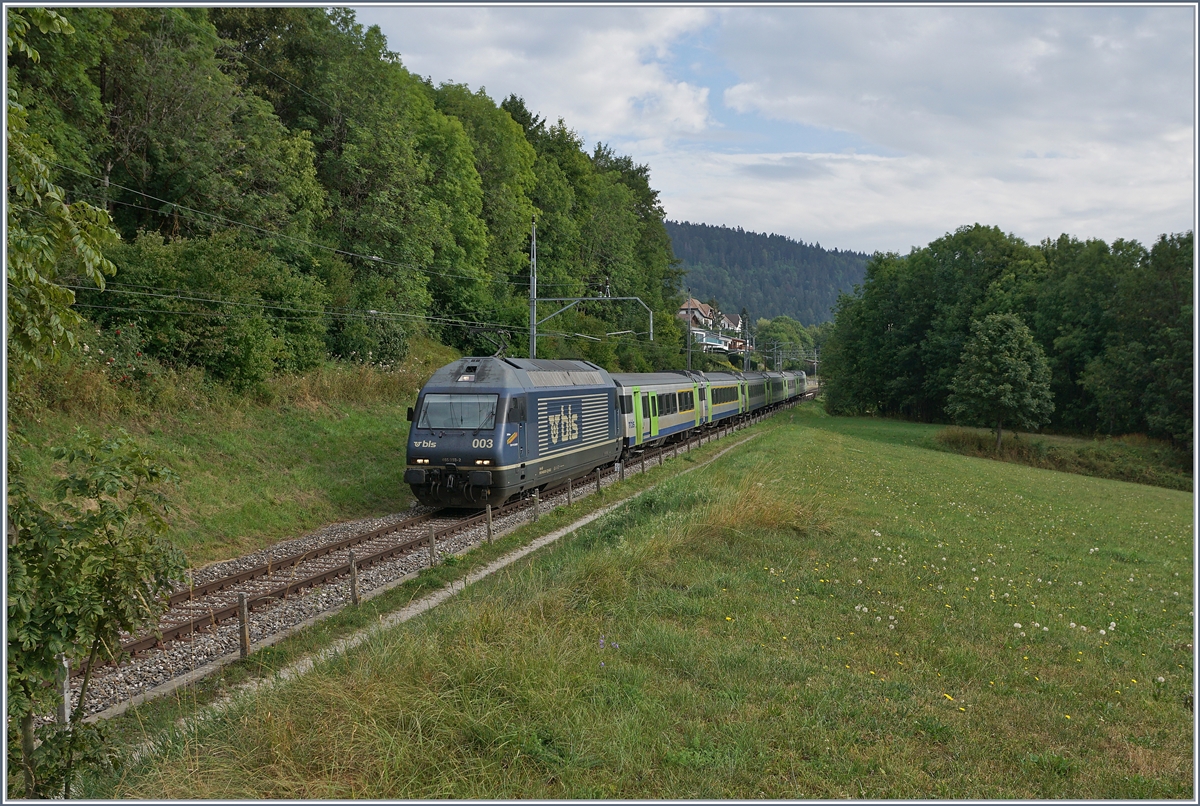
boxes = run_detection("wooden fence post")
[567,476,573,506]
[349,549,361,606]
[428,525,438,566]
[238,593,251,658]
[533,489,540,522]
[486,504,493,544]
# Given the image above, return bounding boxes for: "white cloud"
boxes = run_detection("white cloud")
[351,6,1193,253]
[354,6,713,143]
[714,7,1192,160]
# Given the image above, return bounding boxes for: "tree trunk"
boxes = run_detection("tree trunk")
[63,634,101,800]
[995,418,1003,452]
[21,711,36,798]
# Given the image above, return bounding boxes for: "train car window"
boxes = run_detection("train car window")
[679,391,694,412]
[642,394,650,420]
[658,392,677,415]
[651,395,658,416]
[619,394,632,414]
[505,395,527,423]
[418,394,498,429]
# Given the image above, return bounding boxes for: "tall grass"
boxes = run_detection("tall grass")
[10,335,458,421]
[9,336,461,564]
[934,426,1192,491]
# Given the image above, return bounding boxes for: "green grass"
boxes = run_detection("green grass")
[8,338,459,564]
[85,405,1193,798]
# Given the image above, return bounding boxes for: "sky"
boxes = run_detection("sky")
[351,4,1195,255]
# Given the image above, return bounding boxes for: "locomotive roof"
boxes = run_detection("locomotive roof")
[424,357,613,390]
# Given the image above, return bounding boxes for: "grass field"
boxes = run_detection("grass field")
[8,338,458,564]
[90,404,1193,798]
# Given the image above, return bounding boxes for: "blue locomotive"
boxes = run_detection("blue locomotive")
[404,356,806,507]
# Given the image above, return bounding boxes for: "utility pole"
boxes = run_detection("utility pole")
[742,318,747,372]
[529,216,537,358]
[686,287,692,371]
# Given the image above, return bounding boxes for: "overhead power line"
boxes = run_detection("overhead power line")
[67,284,654,346]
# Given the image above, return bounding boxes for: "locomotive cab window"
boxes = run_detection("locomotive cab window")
[505,395,527,424]
[417,394,499,430]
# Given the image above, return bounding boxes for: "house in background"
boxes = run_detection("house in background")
[678,298,749,356]
[678,297,715,331]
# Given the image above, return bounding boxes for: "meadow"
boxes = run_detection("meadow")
[92,405,1193,798]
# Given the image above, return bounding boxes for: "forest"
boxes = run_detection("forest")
[822,224,1193,450]
[666,220,869,325]
[8,6,687,394]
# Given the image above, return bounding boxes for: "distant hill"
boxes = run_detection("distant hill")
[666,221,870,325]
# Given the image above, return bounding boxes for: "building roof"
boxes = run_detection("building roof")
[679,297,715,319]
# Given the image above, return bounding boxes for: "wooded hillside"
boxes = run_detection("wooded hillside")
[8,6,684,391]
[665,220,869,325]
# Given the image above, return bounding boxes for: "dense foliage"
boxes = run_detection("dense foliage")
[5,9,119,377]
[9,6,686,380]
[752,315,831,370]
[666,220,868,325]
[823,224,1193,449]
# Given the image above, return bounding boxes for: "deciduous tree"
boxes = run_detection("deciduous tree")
[946,313,1054,449]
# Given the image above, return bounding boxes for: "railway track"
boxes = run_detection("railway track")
[67,394,815,717]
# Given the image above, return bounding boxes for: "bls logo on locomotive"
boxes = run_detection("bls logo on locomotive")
[548,405,580,445]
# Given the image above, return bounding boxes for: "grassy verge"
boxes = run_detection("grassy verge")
[74,427,745,770]
[932,426,1192,492]
[8,337,459,565]
[86,405,1193,798]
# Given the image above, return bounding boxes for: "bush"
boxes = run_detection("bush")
[79,232,330,390]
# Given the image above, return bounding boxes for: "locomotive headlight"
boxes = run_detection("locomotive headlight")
[415,458,430,465]
[475,459,492,466]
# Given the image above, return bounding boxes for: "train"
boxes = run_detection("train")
[403,357,809,507]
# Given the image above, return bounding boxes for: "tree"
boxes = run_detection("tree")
[7,429,185,797]
[1082,231,1193,450]
[6,9,119,376]
[946,313,1054,449]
